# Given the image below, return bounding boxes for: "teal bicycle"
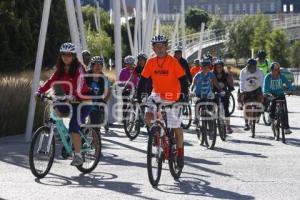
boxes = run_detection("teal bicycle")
[29,95,101,178]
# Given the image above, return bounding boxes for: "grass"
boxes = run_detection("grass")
[0,71,49,137]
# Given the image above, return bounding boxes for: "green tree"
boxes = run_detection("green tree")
[225,16,257,60]
[289,40,300,68]
[251,15,272,53]
[266,29,289,67]
[87,30,114,59]
[208,17,226,40]
[185,8,210,32]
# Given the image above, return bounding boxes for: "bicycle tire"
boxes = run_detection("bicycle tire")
[181,105,192,129]
[147,126,163,186]
[229,93,235,116]
[218,119,227,141]
[123,104,140,140]
[168,129,182,179]
[29,126,55,178]
[204,119,217,149]
[76,127,101,173]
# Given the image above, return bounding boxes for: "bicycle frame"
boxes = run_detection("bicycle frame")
[39,108,93,156]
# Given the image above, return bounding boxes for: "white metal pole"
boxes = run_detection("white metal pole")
[198,22,205,60]
[65,0,83,60]
[138,1,142,53]
[25,0,52,142]
[96,1,101,31]
[94,12,99,31]
[181,0,186,57]
[75,0,88,50]
[141,0,147,50]
[172,14,180,52]
[109,9,113,24]
[121,0,134,55]
[154,0,159,35]
[134,0,140,56]
[143,0,155,55]
[114,0,122,78]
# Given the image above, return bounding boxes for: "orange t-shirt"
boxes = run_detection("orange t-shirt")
[142,54,185,102]
[190,66,202,77]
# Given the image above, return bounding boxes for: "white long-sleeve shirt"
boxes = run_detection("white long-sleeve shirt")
[239,67,264,92]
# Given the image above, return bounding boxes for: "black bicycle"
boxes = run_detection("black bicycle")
[194,97,217,149]
[147,101,183,186]
[215,93,227,141]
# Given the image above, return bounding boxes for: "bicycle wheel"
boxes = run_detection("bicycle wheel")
[29,126,55,178]
[123,104,140,140]
[218,119,227,141]
[229,93,235,116]
[196,127,205,146]
[181,105,192,129]
[279,113,286,143]
[168,129,182,179]
[263,112,271,126]
[251,120,256,138]
[204,119,217,149]
[147,125,163,186]
[76,127,101,173]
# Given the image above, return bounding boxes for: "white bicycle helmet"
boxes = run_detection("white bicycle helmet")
[91,56,104,65]
[124,55,135,64]
[60,42,76,53]
[151,35,168,44]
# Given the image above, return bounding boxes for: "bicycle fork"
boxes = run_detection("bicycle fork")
[37,125,55,154]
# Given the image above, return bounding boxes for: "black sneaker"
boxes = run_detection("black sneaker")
[244,124,250,131]
[177,156,184,169]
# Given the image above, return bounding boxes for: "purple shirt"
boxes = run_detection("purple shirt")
[118,67,139,89]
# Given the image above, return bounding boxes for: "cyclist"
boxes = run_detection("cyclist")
[118,55,139,119]
[86,56,111,133]
[256,50,271,75]
[263,62,294,134]
[190,58,221,125]
[135,52,152,96]
[137,35,189,169]
[36,42,92,166]
[213,59,235,134]
[190,59,202,78]
[174,46,193,85]
[239,58,264,131]
[82,50,91,69]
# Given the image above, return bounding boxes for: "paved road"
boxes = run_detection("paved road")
[0,93,300,200]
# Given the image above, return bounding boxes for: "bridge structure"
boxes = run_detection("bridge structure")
[171,14,300,61]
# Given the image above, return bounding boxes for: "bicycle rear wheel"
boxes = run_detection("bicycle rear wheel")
[76,127,101,173]
[181,105,192,129]
[168,129,182,179]
[29,126,55,178]
[147,126,163,186]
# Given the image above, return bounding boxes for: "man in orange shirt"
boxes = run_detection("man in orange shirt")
[190,59,202,77]
[137,35,189,169]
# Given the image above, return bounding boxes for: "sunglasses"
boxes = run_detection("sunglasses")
[62,53,73,57]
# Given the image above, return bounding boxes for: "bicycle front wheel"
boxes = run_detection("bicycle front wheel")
[181,105,192,129]
[29,126,55,178]
[168,130,182,179]
[147,125,163,186]
[229,93,235,116]
[123,104,140,140]
[204,119,217,149]
[76,127,101,173]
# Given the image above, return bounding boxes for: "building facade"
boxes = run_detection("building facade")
[162,0,282,14]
